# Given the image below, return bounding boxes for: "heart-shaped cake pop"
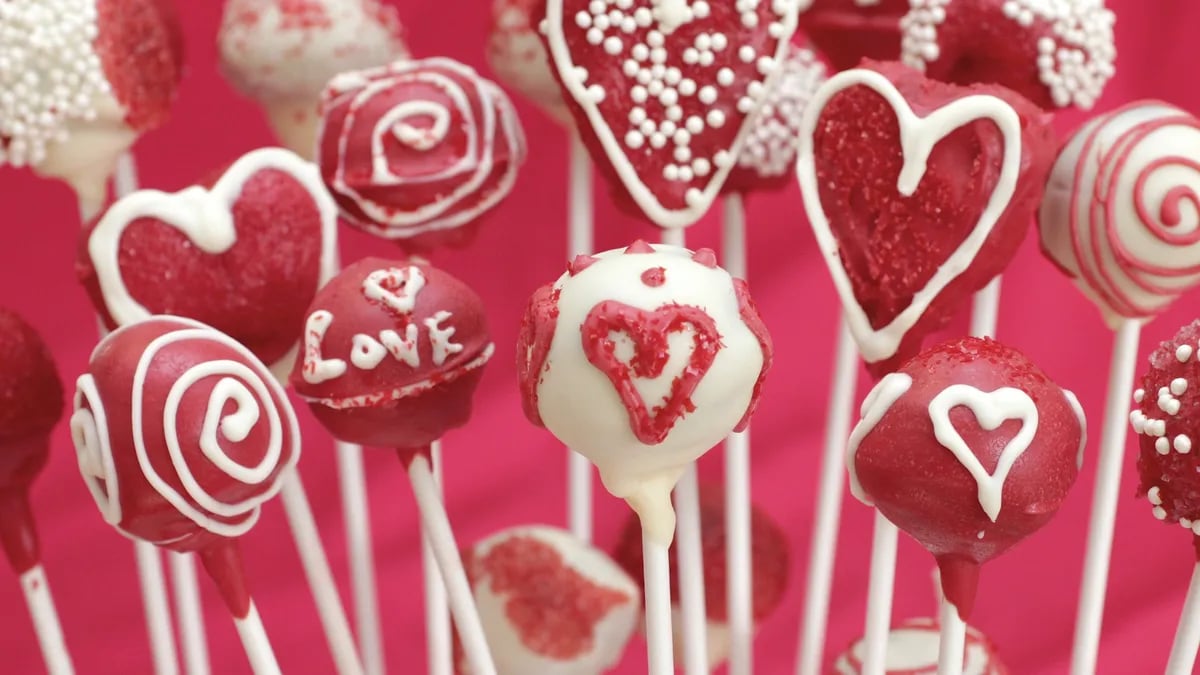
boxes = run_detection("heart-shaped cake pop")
[848,336,1084,616]
[797,61,1055,377]
[540,0,803,227]
[797,0,909,72]
[77,147,339,370]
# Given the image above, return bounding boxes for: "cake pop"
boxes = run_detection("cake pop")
[612,483,789,666]
[77,146,339,374]
[900,0,1116,111]
[316,57,527,253]
[796,0,909,72]
[833,618,1009,674]
[0,0,184,215]
[71,316,297,668]
[460,525,640,675]
[797,60,1056,377]
[487,0,569,123]
[539,0,803,227]
[849,336,1084,618]
[518,242,772,543]
[218,0,410,157]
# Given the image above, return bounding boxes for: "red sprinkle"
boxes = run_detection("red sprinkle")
[640,267,666,287]
[568,254,600,276]
[624,239,655,254]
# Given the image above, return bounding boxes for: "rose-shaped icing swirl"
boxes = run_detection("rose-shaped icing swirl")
[71,317,299,549]
[317,56,527,242]
[1040,102,1200,325]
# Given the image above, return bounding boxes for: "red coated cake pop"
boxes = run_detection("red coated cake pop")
[1039,102,1200,328]
[848,337,1085,617]
[797,60,1056,377]
[290,256,494,454]
[612,483,789,666]
[797,0,909,72]
[0,0,183,210]
[900,0,1116,111]
[0,310,64,574]
[219,0,410,156]
[316,57,527,252]
[488,0,569,123]
[1131,321,1200,554]
[833,617,1009,674]
[539,0,803,227]
[460,525,640,675]
[77,147,339,372]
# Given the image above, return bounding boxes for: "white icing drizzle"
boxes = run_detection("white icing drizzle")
[797,68,1022,364]
[424,311,464,366]
[362,266,427,315]
[0,0,111,167]
[900,0,1115,110]
[71,374,122,525]
[543,0,803,228]
[927,385,1038,522]
[846,372,913,505]
[302,310,348,384]
[1062,389,1087,470]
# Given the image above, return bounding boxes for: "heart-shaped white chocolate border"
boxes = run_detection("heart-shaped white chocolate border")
[544,0,802,229]
[796,69,1022,364]
[88,147,340,371]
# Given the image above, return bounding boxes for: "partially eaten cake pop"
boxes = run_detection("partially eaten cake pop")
[833,617,1010,674]
[460,525,640,675]
[518,242,772,544]
[0,0,184,214]
[218,0,410,156]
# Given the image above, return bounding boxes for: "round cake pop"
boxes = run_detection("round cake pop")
[796,0,909,72]
[517,242,772,542]
[848,336,1084,617]
[538,0,803,227]
[797,60,1056,377]
[0,310,64,574]
[218,0,410,156]
[833,617,1009,674]
[1039,102,1200,329]
[723,41,827,195]
[289,256,494,453]
[0,0,184,212]
[612,483,789,666]
[900,0,1116,111]
[487,0,569,123]
[460,525,640,675]
[316,57,527,252]
[76,147,339,373]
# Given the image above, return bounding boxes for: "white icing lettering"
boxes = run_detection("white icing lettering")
[351,334,388,370]
[302,311,348,384]
[380,325,421,368]
[425,311,465,366]
[362,266,427,315]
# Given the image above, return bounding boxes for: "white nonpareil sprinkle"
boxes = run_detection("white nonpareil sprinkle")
[1172,378,1190,396]
[736,45,825,178]
[0,0,110,167]
[1153,506,1168,520]
[1133,388,1145,403]
[1149,486,1163,505]
[1156,437,1170,455]
[1178,344,1195,363]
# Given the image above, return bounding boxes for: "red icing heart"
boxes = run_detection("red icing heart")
[77,148,336,368]
[581,300,719,445]
[541,0,802,227]
[800,61,1055,377]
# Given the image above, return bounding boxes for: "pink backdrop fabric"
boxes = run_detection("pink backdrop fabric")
[0,2,1195,673]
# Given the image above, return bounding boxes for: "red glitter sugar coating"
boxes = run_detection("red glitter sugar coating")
[462,534,632,661]
[613,482,789,622]
[94,0,185,131]
[1134,320,1200,557]
[812,60,1055,378]
[77,166,327,368]
[799,0,909,72]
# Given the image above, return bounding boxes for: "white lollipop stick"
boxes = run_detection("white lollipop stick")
[20,564,74,675]
[336,442,385,675]
[674,465,710,675]
[1070,319,1143,675]
[168,553,210,675]
[643,529,677,675]
[795,318,859,675]
[722,193,753,675]
[278,472,366,675]
[567,131,595,543]
[422,442,452,675]
[861,513,900,675]
[407,452,497,675]
[936,599,966,675]
[1167,562,1200,675]
[233,604,283,675]
[969,278,1002,339]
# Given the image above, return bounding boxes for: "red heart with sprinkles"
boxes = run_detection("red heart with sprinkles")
[541,0,802,228]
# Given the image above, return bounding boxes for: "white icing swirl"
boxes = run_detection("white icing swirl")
[71,374,122,526]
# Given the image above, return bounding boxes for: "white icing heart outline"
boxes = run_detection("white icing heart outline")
[796,68,1023,364]
[927,384,1039,522]
[543,0,803,228]
[88,147,340,372]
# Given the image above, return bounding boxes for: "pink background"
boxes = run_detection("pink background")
[0,1,1195,672]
